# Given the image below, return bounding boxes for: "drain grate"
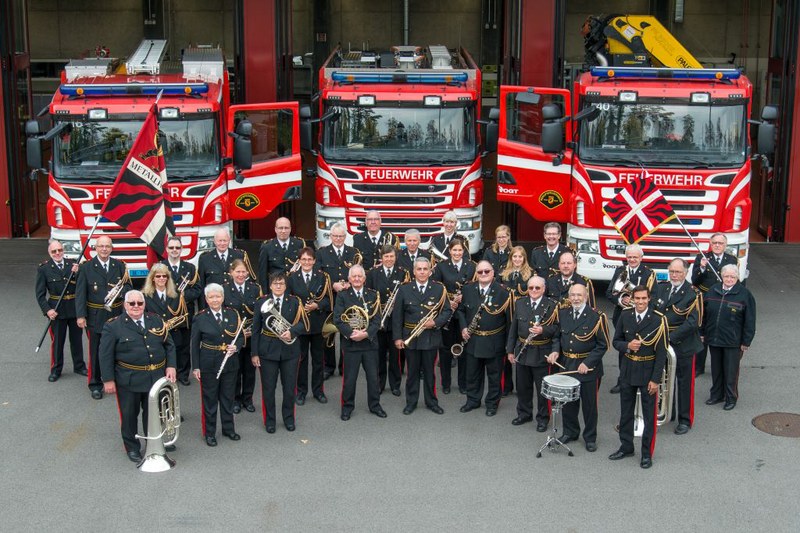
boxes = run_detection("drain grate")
[752,412,800,437]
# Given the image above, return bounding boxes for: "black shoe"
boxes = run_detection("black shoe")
[265,425,276,434]
[608,449,634,460]
[222,432,241,441]
[428,405,444,415]
[75,368,88,376]
[458,387,467,395]
[285,421,296,432]
[48,373,60,382]
[705,397,724,405]
[610,384,621,394]
[674,424,690,435]
[536,422,548,432]
[127,450,142,463]
[640,456,653,469]
[296,394,306,406]
[244,403,255,412]
[585,442,598,453]
[391,388,401,397]
[165,444,176,452]
[512,416,533,426]
[341,412,351,421]
[723,401,736,411]
[442,386,451,395]
[403,405,416,415]
[460,403,479,413]
[232,402,241,414]
[178,377,191,386]
[371,408,388,418]
[315,393,328,404]
[561,435,579,444]
[205,436,217,447]
[485,408,497,417]
[91,390,103,400]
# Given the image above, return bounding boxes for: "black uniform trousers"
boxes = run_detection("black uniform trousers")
[619,380,658,458]
[674,354,696,426]
[405,349,439,408]
[115,385,149,453]
[562,378,599,443]
[234,343,256,406]
[464,352,502,409]
[324,342,344,375]
[49,318,85,375]
[501,357,514,394]
[709,346,741,404]
[377,330,402,392]
[86,328,104,392]
[200,370,237,437]
[297,334,325,397]
[341,348,381,415]
[439,326,466,391]
[170,328,191,382]
[515,364,551,424]
[258,358,299,428]
[695,344,709,374]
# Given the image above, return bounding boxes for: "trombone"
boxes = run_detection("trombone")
[402,306,439,346]
[379,280,401,330]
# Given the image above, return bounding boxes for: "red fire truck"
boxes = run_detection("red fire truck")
[27,40,301,277]
[303,45,486,253]
[494,17,755,281]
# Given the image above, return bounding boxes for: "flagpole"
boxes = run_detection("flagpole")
[672,214,722,283]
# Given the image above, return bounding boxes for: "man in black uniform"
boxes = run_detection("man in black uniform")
[335,264,386,420]
[652,258,703,434]
[548,284,609,452]
[530,222,572,278]
[610,286,668,469]
[393,257,452,415]
[457,261,512,416]
[99,290,176,463]
[316,222,361,377]
[35,239,86,381]
[607,243,656,394]
[397,229,431,273]
[76,236,131,400]
[353,210,400,270]
[197,227,256,292]
[506,276,559,431]
[258,216,306,282]
[691,233,738,375]
[545,251,595,309]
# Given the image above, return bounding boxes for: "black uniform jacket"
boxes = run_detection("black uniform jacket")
[431,258,477,296]
[366,265,409,332]
[144,292,189,331]
[99,312,177,392]
[334,287,381,352]
[316,244,362,285]
[506,296,559,367]
[191,307,243,374]
[287,268,333,334]
[530,244,572,278]
[691,252,738,292]
[397,248,431,273]
[75,256,131,329]
[159,259,202,305]
[456,281,513,358]
[545,272,595,309]
[251,295,308,361]
[482,246,512,277]
[428,232,464,261]
[499,270,531,301]
[702,281,756,348]
[258,236,306,282]
[36,257,79,319]
[197,247,253,287]
[224,280,263,344]
[353,230,400,270]
[551,306,609,382]
[651,281,704,358]
[606,264,656,322]
[392,281,453,350]
[612,308,669,386]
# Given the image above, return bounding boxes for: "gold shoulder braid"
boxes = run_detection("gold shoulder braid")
[482,291,512,315]
[224,310,242,337]
[147,316,171,339]
[572,313,607,342]
[367,293,381,319]
[293,296,311,331]
[540,304,559,326]
[637,315,669,351]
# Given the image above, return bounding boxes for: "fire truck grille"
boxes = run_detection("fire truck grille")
[343,183,454,208]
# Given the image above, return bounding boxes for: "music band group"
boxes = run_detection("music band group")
[35,212,756,468]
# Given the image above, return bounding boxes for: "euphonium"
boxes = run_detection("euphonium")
[136,377,181,473]
[261,299,297,345]
[379,280,401,330]
[104,279,125,311]
[612,269,636,305]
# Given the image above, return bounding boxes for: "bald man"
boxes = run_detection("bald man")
[258,217,306,282]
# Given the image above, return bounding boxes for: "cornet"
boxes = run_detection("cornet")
[104,279,125,311]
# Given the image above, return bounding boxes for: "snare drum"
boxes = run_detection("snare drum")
[541,374,581,403]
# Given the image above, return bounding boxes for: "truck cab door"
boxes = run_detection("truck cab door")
[225,103,301,220]
[496,86,573,222]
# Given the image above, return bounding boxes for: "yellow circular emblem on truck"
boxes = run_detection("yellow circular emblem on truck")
[235,193,260,212]
[539,190,564,209]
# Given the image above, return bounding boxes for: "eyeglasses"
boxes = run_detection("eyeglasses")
[476,269,492,275]
[271,281,286,286]
[50,248,64,253]
[154,274,169,278]
[167,246,182,250]
[126,301,145,306]
[528,285,544,290]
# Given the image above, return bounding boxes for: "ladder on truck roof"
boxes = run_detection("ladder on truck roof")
[126,39,168,75]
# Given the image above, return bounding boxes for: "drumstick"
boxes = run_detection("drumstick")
[555,368,594,375]
[552,360,566,370]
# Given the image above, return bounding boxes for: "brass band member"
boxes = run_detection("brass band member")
[335,264,386,420]
[691,233,738,375]
[353,210,400,269]
[607,243,656,394]
[224,259,263,414]
[35,239,86,381]
[143,264,189,392]
[506,276,559,431]
[251,273,309,433]
[482,225,513,278]
[397,228,431,273]
[545,251,596,309]
[652,258,703,434]
[610,286,668,469]
[530,222,571,277]
[258,216,306,282]
[316,222,362,378]
[99,290,176,463]
[499,245,533,300]
[76,235,131,400]
[431,238,476,394]
[191,283,243,446]
[393,257,453,415]
[366,245,410,396]
[287,247,333,405]
[457,261,513,416]
[548,284,609,452]
[428,210,464,260]
[702,264,756,411]
[197,228,256,295]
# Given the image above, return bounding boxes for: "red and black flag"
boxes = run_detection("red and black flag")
[100,104,174,258]
[603,174,676,245]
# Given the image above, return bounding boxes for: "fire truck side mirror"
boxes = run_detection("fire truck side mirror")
[27,138,43,170]
[300,105,313,152]
[484,107,500,153]
[232,120,253,170]
[540,103,564,154]
[757,105,777,157]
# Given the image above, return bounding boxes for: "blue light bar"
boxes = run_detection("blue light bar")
[60,82,209,97]
[590,66,741,81]
[331,71,469,84]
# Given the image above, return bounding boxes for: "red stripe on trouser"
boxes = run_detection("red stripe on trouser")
[49,328,56,370]
[689,354,696,426]
[199,380,206,436]
[499,356,507,393]
[85,330,93,385]
[114,392,126,451]
[260,365,269,426]
[649,395,658,457]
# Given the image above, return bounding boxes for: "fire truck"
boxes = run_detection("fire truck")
[493,16,757,281]
[303,44,486,254]
[27,39,301,277]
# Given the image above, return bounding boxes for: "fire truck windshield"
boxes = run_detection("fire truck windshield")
[321,104,476,164]
[579,100,747,168]
[53,117,220,181]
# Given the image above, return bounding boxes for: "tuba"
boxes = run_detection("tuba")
[632,346,677,437]
[104,279,125,311]
[260,299,297,345]
[136,377,181,473]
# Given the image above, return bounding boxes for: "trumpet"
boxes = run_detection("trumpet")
[403,306,439,346]
[260,298,297,345]
[379,280,401,330]
[176,274,190,293]
[451,290,491,357]
[136,377,180,472]
[104,279,125,311]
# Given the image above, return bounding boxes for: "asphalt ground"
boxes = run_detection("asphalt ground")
[2,240,799,531]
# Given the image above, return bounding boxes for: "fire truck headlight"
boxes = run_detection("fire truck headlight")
[61,239,82,256]
[457,216,481,231]
[197,236,215,252]
[574,239,599,254]
[317,216,343,230]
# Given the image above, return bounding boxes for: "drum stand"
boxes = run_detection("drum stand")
[536,399,575,458]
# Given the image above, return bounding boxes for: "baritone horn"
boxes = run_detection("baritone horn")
[261,299,297,345]
[136,376,181,473]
